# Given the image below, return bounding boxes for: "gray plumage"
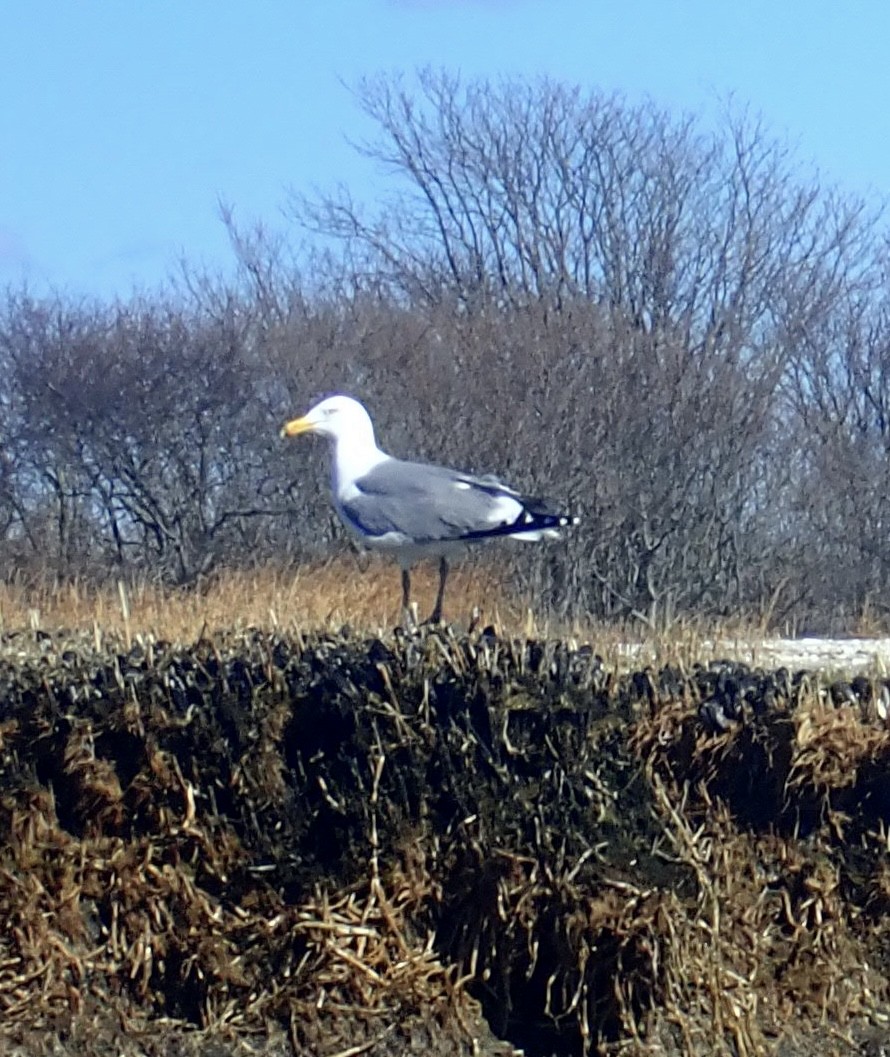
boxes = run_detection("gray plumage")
[339,460,562,545]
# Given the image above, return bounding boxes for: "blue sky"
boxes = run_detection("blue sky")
[2,1,888,300]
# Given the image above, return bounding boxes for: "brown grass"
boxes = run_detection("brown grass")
[2,618,890,1054]
[0,559,662,667]
[0,558,523,639]
[0,560,784,677]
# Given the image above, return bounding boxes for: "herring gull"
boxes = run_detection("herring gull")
[281,395,578,623]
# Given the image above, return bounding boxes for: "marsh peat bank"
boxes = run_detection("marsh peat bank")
[1,627,889,1057]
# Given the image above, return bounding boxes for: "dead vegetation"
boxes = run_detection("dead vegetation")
[0,623,889,1057]
[0,560,522,639]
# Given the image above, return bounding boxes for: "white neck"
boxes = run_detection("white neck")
[330,425,389,497]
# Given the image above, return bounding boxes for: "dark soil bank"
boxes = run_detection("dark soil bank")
[1,627,889,1056]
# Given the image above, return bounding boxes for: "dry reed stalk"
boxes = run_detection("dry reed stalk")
[0,562,765,665]
[789,703,890,793]
[0,560,521,638]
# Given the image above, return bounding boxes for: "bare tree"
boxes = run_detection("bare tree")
[781,240,890,623]
[286,71,880,624]
[0,292,299,583]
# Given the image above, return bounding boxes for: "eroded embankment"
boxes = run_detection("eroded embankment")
[0,628,889,1057]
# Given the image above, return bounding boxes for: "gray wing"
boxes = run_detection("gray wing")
[340,458,522,543]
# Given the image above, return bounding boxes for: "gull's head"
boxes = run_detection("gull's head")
[280,394,374,443]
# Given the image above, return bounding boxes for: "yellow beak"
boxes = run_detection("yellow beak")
[280,415,315,439]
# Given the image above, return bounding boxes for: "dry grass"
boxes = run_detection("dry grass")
[2,623,890,1055]
[647,783,887,1057]
[0,559,660,663]
[0,784,484,1053]
[0,558,521,640]
[0,559,822,679]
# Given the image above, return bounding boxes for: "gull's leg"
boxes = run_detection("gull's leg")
[401,567,418,627]
[427,556,449,624]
